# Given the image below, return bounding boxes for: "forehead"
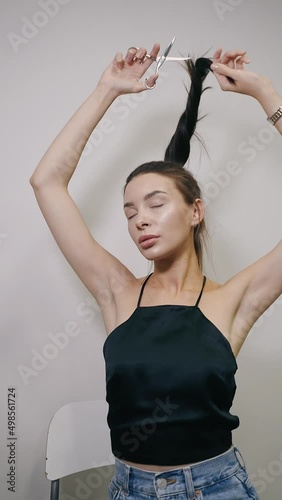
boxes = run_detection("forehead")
[124,173,176,200]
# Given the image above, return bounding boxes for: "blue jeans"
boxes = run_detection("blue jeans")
[108,444,260,499]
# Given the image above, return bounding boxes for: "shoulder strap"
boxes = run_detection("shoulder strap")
[195,275,206,307]
[137,273,153,307]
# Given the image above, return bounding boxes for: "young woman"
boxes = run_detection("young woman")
[30,43,281,499]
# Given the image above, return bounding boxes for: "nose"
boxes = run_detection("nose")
[135,213,150,229]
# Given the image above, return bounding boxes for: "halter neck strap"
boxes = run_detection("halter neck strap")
[137,273,154,307]
[137,273,206,308]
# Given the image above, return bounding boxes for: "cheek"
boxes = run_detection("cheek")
[160,207,188,230]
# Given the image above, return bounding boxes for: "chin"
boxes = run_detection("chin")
[140,249,172,262]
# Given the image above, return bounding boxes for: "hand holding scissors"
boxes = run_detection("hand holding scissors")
[128,37,192,89]
[98,38,191,95]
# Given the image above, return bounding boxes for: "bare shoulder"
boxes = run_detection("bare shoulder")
[203,272,248,309]
[192,276,239,338]
[184,274,252,358]
[99,271,142,335]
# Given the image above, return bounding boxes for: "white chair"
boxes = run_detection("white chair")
[45,400,115,499]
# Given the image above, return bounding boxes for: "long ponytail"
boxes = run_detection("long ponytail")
[164,57,213,165]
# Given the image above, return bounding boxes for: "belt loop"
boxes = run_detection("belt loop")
[123,462,129,495]
[183,466,196,497]
[234,447,246,468]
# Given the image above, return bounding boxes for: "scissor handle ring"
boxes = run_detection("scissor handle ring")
[144,78,156,90]
[144,54,157,62]
[127,47,157,64]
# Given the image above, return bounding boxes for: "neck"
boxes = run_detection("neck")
[151,253,203,295]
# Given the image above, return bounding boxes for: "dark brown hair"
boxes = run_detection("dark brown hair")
[123,57,213,271]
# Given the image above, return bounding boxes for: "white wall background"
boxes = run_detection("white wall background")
[1,0,282,499]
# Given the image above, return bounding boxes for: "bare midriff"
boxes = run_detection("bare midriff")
[119,445,233,471]
[119,458,198,471]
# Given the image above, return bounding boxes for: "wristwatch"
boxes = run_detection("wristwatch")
[267,106,282,125]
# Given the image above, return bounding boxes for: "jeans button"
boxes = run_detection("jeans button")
[195,490,201,496]
[156,478,167,488]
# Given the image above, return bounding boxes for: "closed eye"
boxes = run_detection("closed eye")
[127,205,163,220]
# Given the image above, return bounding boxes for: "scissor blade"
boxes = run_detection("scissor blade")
[156,56,192,62]
[163,36,176,58]
[156,36,176,72]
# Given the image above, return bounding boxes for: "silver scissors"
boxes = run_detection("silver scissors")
[154,36,192,74]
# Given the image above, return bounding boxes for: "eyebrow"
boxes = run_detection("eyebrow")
[123,190,168,209]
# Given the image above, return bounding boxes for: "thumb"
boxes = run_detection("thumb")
[138,73,159,93]
[210,62,237,78]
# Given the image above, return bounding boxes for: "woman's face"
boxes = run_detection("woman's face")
[123,173,199,260]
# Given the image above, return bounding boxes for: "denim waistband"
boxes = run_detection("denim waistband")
[112,444,247,495]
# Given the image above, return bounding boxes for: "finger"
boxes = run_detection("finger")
[135,47,147,63]
[125,47,139,63]
[234,56,244,70]
[212,71,236,92]
[241,55,250,64]
[221,50,247,60]
[221,50,246,65]
[130,75,158,94]
[212,48,222,62]
[235,54,250,69]
[149,42,161,59]
[115,52,125,70]
[227,59,235,69]
[146,73,159,90]
[213,73,227,90]
[210,62,238,80]
[139,43,161,70]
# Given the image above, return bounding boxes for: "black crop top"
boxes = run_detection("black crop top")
[103,273,239,465]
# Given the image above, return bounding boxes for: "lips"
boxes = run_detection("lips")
[138,234,159,244]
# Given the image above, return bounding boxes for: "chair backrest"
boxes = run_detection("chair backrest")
[45,399,114,481]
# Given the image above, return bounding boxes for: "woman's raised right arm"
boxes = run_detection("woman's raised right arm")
[29,44,160,310]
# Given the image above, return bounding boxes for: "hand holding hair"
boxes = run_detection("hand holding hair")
[210,48,265,97]
[210,48,282,134]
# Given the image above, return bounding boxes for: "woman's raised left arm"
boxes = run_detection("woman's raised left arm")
[209,50,282,349]
[210,49,282,135]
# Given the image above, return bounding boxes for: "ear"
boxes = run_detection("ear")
[193,198,205,224]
